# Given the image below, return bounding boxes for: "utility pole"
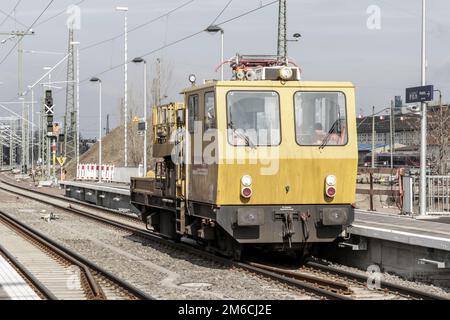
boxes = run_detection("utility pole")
[116,6,129,167]
[31,89,34,172]
[371,106,376,168]
[277,0,287,64]
[157,58,161,106]
[390,100,394,169]
[0,31,35,173]
[419,0,427,217]
[106,114,110,135]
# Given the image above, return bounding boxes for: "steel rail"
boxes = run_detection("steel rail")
[246,261,352,294]
[0,244,57,300]
[306,261,448,300]
[2,176,446,300]
[0,209,153,300]
[0,179,353,300]
[0,176,141,223]
[0,210,104,299]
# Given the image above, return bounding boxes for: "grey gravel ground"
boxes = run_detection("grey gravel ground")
[0,190,314,300]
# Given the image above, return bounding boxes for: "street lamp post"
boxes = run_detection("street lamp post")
[31,88,34,172]
[90,77,102,183]
[419,0,427,217]
[390,100,394,169]
[116,6,129,167]
[132,57,148,177]
[205,25,224,81]
[362,106,393,168]
[371,106,376,168]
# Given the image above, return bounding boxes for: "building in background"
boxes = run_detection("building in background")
[356,103,450,172]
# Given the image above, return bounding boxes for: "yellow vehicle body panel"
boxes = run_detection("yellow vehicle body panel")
[183,81,359,206]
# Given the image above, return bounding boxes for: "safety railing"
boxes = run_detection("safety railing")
[426,176,450,215]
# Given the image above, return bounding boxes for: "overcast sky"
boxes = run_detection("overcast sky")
[0,0,449,138]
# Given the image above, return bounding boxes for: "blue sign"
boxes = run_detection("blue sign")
[405,85,434,103]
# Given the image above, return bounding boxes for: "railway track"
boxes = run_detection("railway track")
[0,176,446,300]
[0,208,152,300]
[303,260,447,300]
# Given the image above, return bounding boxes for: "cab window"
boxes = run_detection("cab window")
[294,92,347,146]
[204,92,216,130]
[227,91,281,146]
[188,94,199,133]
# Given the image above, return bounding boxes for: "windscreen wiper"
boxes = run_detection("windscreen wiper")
[319,120,339,150]
[228,122,256,148]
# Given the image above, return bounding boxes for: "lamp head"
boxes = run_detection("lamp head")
[205,25,223,33]
[132,57,145,64]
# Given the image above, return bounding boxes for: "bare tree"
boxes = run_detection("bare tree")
[124,58,174,171]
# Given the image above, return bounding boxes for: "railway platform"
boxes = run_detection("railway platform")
[0,256,40,300]
[325,211,450,287]
[59,180,135,213]
[351,210,450,252]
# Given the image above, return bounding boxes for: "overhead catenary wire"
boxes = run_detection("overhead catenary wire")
[80,0,195,52]
[3,0,278,116]
[77,0,278,86]
[0,7,27,29]
[34,0,85,28]
[0,0,55,67]
[0,0,23,28]
[209,0,233,26]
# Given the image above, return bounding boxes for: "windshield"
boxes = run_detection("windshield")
[227,91,281,146]
[294,91,347,146]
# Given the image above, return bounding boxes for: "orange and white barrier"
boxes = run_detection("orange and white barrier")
[76,163,114,182]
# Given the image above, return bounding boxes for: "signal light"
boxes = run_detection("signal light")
[279,67,293,80]
[325,175,336,198]
[326,186,336,198]
[241,175,252,187]
[241,187,252,199]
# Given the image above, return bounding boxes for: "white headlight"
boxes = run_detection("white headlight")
[326,175,337,186]
[279,67,293,80]
[241,175,252,187]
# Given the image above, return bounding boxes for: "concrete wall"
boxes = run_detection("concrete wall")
[318,237,450,288]
[113,166,143,183]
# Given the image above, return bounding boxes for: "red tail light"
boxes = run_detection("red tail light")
[241,187,253,198]
[326,186,336,198]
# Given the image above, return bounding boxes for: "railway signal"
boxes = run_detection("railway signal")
[44,90,55,135]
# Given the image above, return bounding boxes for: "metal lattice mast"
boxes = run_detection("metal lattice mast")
[277,0,287,64]
[0,31,35,172]
[64,29,76,160]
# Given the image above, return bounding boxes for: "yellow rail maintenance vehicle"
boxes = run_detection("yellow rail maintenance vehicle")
[131,55,358,258]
